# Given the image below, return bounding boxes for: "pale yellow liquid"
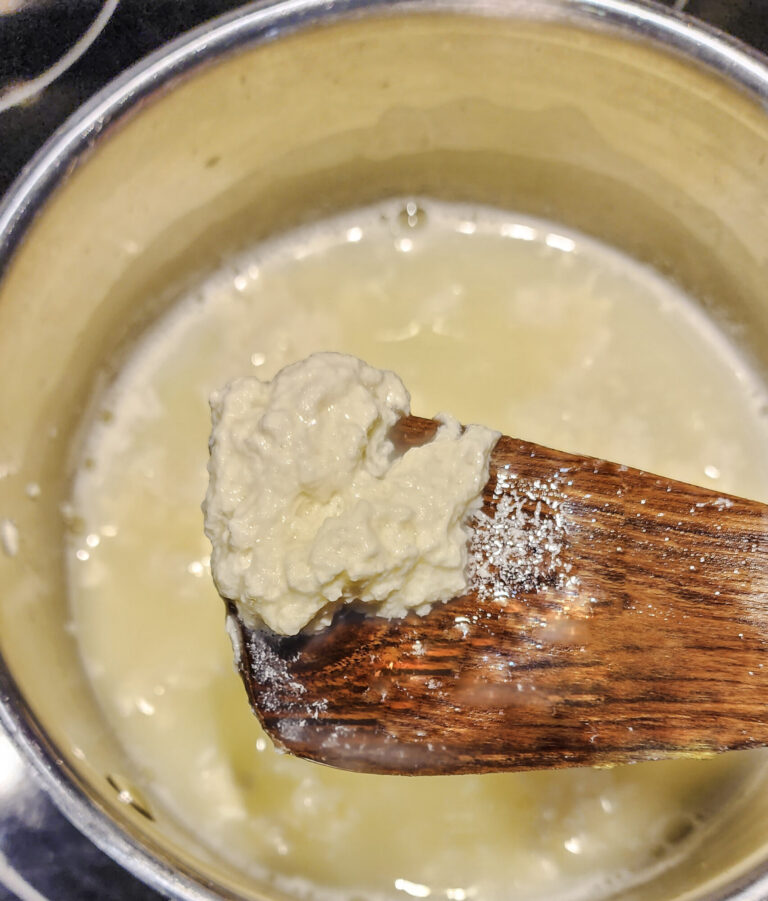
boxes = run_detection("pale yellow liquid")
[67,201,768,901]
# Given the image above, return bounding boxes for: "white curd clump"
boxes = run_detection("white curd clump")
[204,352,498,635]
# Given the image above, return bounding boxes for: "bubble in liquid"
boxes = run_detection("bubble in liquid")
[396,200,428,231]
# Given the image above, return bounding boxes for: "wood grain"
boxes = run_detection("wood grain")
[229,416,768,775]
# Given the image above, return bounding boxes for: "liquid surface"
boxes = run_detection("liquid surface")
[67,201,768,901]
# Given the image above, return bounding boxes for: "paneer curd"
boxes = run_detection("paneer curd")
[67,200,768,901]
[204,353,497,635]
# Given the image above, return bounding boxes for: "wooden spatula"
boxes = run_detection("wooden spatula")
[225,415,768,776]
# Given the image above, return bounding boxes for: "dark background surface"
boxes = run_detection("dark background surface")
[0,1,767,899]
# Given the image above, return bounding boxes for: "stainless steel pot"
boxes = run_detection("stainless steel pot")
[2,1,768,898]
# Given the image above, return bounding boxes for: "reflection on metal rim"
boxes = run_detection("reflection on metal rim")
[1,1,768,899]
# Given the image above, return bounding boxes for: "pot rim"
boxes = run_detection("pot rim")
[2,1,768,899]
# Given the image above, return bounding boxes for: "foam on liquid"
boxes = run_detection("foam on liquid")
[67,201,768,901]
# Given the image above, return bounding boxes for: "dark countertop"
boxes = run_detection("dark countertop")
[0,1,767,899]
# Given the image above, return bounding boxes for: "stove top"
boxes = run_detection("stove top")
[1,1,767,899]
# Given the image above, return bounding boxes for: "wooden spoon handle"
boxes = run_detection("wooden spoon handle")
[232,416,768,775]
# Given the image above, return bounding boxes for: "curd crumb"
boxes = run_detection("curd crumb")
[203,353,498,635]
